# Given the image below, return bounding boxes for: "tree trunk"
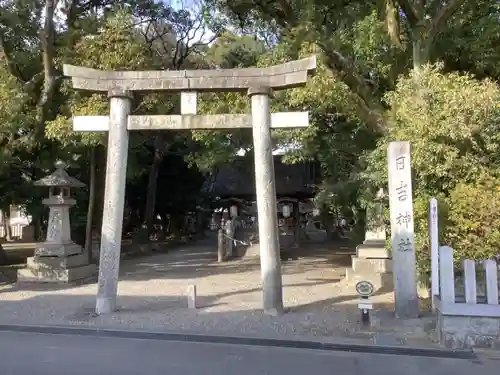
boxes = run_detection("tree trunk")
[0,243,7,265]
[169,213,183,237]
[407,0,466,72]
[144,155,162,233]
[35,0,58,142]
[85,146,97,263]
[1,208,12,241]
[143,135,169,234]
[196,211,206,238]
[319,209,336,240]
[412,36,432,72]
[1,210,5,240]
[93,145,107,242]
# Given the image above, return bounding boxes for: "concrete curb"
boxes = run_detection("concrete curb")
[0,323,476,360]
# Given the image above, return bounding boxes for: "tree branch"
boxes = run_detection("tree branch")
[385,0,403,49]
[426,0,466,40]
[319,43,385,133]
[397,0,420,28]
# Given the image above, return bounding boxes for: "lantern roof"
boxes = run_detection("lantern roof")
[34,161,85,188]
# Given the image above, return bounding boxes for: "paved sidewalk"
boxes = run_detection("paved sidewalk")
[0,238,438,348]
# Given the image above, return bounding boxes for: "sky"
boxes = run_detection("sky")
[168,0,196,11]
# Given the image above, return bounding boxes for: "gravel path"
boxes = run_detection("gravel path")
[0,238,438,347]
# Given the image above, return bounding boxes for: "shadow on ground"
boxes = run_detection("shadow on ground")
[1,234,356,288]
[117,236,355,282]
[0,232,437,347]
[0,291,437,346]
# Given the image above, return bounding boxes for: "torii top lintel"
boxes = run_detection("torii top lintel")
[62,56,316,93]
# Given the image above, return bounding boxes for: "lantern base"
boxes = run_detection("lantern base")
[17,246,97,284]
[34,242,84,257]
[17,264,96,284]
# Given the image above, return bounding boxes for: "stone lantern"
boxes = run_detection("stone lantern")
[17,161,97,284]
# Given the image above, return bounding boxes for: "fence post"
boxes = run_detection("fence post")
[483,259,499,304]
[463,259,477,304]
[429,198,439,310]
[439,246,455,303]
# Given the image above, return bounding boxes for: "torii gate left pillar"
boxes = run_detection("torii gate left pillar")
[63,57,316,315]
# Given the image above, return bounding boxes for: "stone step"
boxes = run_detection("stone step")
[34,242,84,257]
[17,264,97,283]
[26,253,89,270]
[352,257,392,273]
[356,244,391,259]
[345,268,394,291]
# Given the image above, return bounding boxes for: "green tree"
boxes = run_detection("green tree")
[207,0,500,132]
[365,65,500,274]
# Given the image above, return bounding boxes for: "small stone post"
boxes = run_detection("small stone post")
[187,284,197,309]
[96,90,132,315]
[387,141,419,318]
[249,86,284,315]
[217,229,224,262]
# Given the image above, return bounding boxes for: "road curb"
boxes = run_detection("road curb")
[0,323,476,360]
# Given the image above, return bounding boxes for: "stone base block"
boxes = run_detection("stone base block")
[356,243,391,259]
[362,239,386,247]
[437,313,500,349]
[27,253,88,270]
[345,267,394,291]
[17,264,96,284]
[34,242,83,257]
[352,257,392,273]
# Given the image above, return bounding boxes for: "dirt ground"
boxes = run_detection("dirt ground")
[0,236,438,347]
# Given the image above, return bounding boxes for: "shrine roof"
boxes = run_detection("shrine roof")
[202,156,319,199]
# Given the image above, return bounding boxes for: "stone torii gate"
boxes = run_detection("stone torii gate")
[63,57,316,315]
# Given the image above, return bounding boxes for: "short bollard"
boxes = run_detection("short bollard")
[187,284,197,309]
[355,280,374,326]
[217,229,224,262]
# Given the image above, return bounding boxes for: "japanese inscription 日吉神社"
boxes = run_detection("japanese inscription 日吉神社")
[387,141,419,318]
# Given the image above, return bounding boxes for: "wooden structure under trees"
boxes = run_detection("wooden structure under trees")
[203,156,321,256]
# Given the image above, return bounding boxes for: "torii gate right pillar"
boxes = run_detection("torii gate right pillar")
[249,86,283,314]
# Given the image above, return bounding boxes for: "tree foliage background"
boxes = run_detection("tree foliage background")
[0,0,499,274]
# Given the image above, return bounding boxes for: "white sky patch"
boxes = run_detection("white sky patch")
[166,0,215,45]
[236,142,303,156]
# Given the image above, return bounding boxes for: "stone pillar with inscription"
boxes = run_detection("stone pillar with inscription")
[387,141,419,318]
[346,188,393,289]
[429,198,439,311]
[17,161,97,284]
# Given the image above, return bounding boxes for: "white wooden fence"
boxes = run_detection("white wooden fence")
[433,245,500,317]
[0,223,25,239]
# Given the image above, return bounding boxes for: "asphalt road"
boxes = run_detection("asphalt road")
[0,331,495,375]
